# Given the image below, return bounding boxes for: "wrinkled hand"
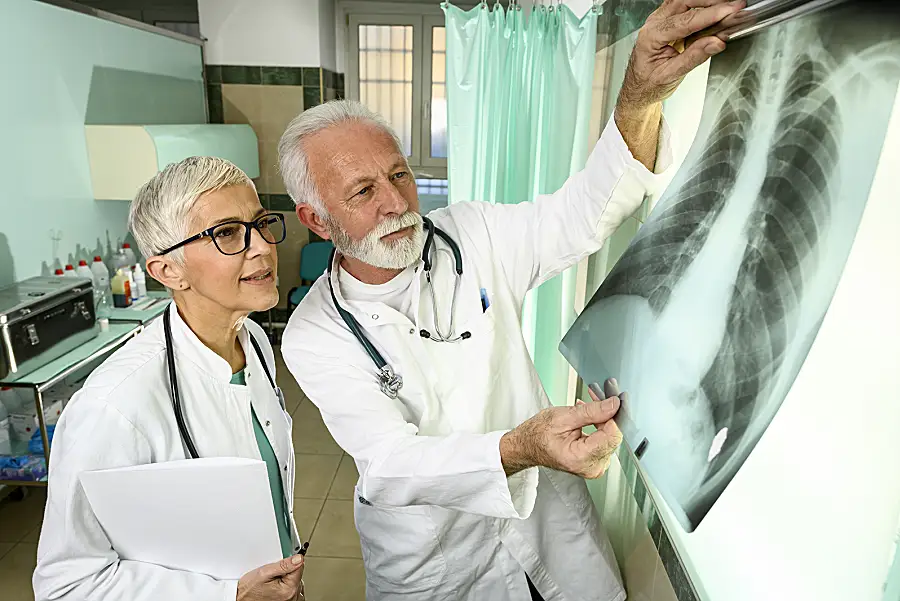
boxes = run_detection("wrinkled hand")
[237,556,305,601]
[501,391,623,479]
[617,0,746,116]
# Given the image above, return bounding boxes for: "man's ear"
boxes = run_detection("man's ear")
[145,255,189,291]
[296,204,331,241]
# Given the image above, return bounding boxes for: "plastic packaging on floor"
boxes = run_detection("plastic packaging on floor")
[0,455,47,481]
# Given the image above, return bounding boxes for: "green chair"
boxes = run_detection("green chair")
[287,241,334,314]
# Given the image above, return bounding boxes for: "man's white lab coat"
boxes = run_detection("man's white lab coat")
[33,304,299,601]
[281,118,671,601]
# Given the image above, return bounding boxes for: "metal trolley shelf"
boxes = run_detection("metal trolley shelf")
[0,322,143,488]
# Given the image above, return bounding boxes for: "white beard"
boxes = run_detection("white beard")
[326,211,425,270]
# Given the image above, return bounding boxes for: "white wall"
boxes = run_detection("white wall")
[644,71,900,601]
[319,0,337,72]
[198,0,323,66]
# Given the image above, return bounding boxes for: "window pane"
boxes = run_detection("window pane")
[357,24,414,156]
[430,26,448,158]
[433,26,446,52]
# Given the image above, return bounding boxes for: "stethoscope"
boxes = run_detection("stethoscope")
[327,216,470,400]
[163,308,279,459]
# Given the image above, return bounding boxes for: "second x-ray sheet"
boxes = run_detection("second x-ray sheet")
[561,3,900,532]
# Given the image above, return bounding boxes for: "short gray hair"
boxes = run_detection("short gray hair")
[277,100,404,216]
[129,156,254,261]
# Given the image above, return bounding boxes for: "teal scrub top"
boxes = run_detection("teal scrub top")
[231,370,293,559]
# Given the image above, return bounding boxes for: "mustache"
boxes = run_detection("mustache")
[371,212,423,238]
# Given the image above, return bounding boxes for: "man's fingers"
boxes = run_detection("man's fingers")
[655,0,738,20]
[663,36,725,80]
[603,377,620,400]
[572,394,620,428]
[657,2,744,44]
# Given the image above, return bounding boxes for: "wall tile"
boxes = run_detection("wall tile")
[302,67,321,87]
[658,530,698,601]
[303,87,322,110]
[262,66,304,86]
[207,83,223,124]
[634,472,648,512]
[276,211,309,309]
[257,142,283,194]
[324,88,338,102]
[270,194,295,212]
[221,65,261,85]
[205,64,222,84]
[222,84,262,126]
[621,529,658,601]
[647,504,663,547]
[259,85,305,143]
[337,72,344,89]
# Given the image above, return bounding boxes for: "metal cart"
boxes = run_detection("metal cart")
[0,322,143,490]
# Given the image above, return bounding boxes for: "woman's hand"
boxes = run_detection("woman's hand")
[237,556,305,601]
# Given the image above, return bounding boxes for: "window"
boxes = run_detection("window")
[347,9,449,179]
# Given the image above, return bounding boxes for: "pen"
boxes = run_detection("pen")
[299,541,310,556]
[480,288,490,312]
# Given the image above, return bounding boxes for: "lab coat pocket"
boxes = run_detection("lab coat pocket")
[354,490,447,592]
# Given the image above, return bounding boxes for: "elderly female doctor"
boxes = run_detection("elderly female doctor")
[33,157,306,601]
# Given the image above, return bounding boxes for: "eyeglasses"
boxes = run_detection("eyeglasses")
[159,213,287,256]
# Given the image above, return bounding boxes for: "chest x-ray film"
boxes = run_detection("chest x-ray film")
[561,2,900,532]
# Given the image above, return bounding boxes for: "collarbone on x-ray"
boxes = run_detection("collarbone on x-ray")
[562,8,900,531]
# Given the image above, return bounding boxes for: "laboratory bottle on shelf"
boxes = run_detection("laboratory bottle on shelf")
[132,264,147,299]
[54,268,64,277]
[91,256,110,291]
[111,269,132,308]
[122,243,136,267]
[63,264,78,278]
[75,260,93,280]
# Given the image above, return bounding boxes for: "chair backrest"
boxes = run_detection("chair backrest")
[299,240,334,282]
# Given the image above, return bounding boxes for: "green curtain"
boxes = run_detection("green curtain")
[443,2,599,407]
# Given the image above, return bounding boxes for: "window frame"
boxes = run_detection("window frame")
[340,1,471,180]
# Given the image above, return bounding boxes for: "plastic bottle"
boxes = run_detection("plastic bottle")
[63,264,78,278]
[132,264,147,299]
[75,260,93,281]
[111,269,133,308]
[54,268,64,277]
[122,243,136,267]
[90,256,110,292]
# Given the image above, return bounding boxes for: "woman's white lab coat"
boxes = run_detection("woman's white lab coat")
[33,304,299,601]
[281,117,672,601]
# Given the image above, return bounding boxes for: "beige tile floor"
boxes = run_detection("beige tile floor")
[0,351,366,601]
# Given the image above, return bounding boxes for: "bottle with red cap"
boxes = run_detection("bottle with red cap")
[75,260,93,280]
[63,264,78,278]
[54,268,64,277]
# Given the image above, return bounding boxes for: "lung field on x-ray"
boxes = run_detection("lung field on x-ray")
[584,30,844,527]
[698,57,840,483]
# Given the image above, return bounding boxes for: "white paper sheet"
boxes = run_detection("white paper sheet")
[80,457,282,580]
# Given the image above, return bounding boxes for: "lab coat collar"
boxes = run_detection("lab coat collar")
[327,251,423,328]
[165,302,267,385]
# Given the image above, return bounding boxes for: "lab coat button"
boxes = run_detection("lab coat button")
[265,420,271,427]
[409,328,415,335]
[372,314,379,320]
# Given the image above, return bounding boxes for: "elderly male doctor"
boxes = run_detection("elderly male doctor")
[279,2,741,600]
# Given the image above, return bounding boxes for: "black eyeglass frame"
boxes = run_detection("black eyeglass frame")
[158,213,287,256]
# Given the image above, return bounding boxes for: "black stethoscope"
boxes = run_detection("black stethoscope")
[327,216,470,400]
[163,308,279,459]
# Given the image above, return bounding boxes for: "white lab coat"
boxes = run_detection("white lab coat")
[33,304,299,601]
[281,117,671,601]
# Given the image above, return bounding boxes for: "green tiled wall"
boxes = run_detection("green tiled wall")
[205,65,345,125]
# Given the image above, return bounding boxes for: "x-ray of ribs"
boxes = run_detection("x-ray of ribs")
[591,25,844,520]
